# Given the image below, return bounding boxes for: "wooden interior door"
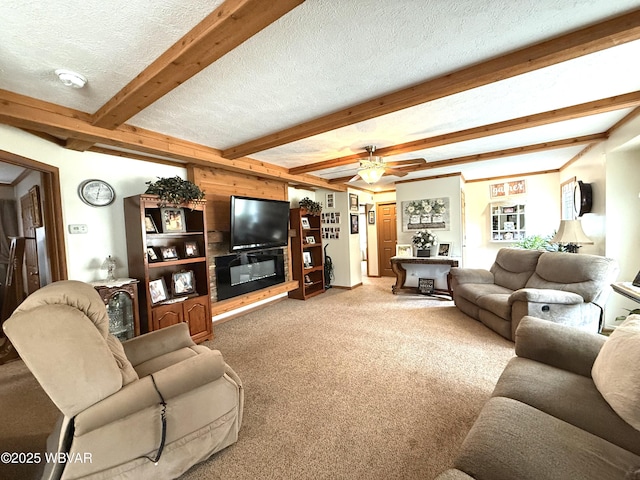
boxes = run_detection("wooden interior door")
[20,193,40,294]
[377,202,397,277]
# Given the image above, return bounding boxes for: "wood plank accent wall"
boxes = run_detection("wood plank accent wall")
[187,165,295,310]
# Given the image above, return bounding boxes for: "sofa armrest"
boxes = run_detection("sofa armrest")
[509,288,584,305]
[122,323,195,367]
[74,349,226,435]
[449,268,494,285]
[514,316,606,377]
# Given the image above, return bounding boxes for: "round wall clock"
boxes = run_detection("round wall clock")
[78,179,116,207]
[573,180,592,217]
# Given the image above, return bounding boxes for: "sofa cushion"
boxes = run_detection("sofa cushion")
[454,283,512,304]
[455,397,640,480]
[493,356,640,455]
[525,252,618,303]
[476,294,511,320]
[489,248,542,291]
[592,314,640,432]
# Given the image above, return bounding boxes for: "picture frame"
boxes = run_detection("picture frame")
[145,214,158,233]
[305,235,316,244]
[149,278,169,304]
[326,193,335,209]
[172,270,196,296]
[350,214,359,234]
[160,207,186,233]
[301,217,311,229]
[147,246,161,263]
[368,210,375,224]
[160,245,179,261]
[437,243,451,257]
[303,251,313,268]
[184,240,199,257]
[29,185,43,228]
[418,278,435,295]
[396,244,413,258]
[633,270,640,287]
[349,193,358,212]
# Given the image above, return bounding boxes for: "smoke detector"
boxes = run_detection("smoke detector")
[55,69,87,88]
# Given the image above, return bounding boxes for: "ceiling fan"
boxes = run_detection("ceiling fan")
[333,146,426,185]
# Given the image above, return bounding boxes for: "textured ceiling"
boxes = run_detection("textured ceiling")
[1,0,640,190]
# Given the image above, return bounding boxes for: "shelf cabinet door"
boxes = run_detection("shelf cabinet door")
[152,303,184,330]
[184,296,210,340]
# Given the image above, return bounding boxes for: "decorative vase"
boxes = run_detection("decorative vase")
[417,249,431,257]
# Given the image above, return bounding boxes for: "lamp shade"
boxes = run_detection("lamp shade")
[358,165,385,184]
[550,220,594,245]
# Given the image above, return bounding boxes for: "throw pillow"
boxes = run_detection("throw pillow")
[592,314,640,431]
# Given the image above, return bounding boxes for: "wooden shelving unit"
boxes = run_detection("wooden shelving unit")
[124,194,213,343]
[288,208,325,300]
[490,202,526,242]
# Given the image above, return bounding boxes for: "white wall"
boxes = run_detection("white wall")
[462,173,560,269]
[395,176,464,257]
[1,125,185,282]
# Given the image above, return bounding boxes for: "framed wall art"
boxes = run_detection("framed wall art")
[350,214,359,234]
[401,197,450,232]
[349,193,358,212]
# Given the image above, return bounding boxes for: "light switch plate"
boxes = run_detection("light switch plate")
[68,224,88,234]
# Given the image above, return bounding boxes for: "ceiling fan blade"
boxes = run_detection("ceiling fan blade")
[385,158,426,167]
[384,167,408,177]
[328,173,361,184]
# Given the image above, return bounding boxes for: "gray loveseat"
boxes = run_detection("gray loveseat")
[435,316,640,480]
[450,248,619,340]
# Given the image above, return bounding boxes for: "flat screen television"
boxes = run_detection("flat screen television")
[230,196,290,252]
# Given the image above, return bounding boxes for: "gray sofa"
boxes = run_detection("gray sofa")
[435,316,640,480]
[450,248,619,340]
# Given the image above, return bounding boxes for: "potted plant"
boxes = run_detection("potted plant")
[412,230,437,257]
[299,197,322,215]
[145,176,205,207]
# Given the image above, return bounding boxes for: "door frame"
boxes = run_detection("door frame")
[0,149,68,282]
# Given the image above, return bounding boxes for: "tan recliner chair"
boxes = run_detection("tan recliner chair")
[3,280,243,480]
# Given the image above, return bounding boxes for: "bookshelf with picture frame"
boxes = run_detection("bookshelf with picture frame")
[289,207,325,300]
[124,194,213,343]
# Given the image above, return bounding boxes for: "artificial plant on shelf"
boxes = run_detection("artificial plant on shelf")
[144,176,205,207]
[412,230,437,256]
[299,197,322,215]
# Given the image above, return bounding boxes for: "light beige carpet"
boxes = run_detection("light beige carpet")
[0,276,514,480]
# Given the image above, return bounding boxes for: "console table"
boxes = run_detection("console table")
[611,282,640,304]
[390,256,459,297]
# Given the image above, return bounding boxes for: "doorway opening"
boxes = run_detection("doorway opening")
[0,149,67,305]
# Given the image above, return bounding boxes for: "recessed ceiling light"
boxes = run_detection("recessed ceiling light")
[55,69,87,89]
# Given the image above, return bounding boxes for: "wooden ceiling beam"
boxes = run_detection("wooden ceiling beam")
[290,90,640,174]
[93,0,304,130]
[0,89,343,191]
[224,8,640,159]
[325,133,607,185]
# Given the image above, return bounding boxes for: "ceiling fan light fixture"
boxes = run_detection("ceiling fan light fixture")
[359,165,385,184]
[55,69,87,88]
[358,145,386,184]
